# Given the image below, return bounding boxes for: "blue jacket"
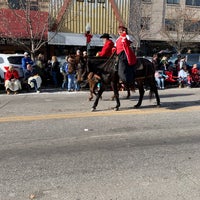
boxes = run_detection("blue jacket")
[22,57,34,70]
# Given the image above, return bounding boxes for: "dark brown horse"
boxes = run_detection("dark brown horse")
[86,54,160,111]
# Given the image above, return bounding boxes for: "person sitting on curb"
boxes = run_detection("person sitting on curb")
[4,65,22,95]
[24,64,42,93]
[178,65,191,88]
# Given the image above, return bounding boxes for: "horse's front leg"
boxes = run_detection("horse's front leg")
[111,81,120,111]
[91,86,104,112]
[88,73,97,101]
[134,81,145,108]
[89,90,94,101]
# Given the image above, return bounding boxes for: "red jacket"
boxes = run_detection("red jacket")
[192,67,199,74]
[5,69,19,80]
[116,36,136,65]
[98,39,114,57]
[85,33,93,43]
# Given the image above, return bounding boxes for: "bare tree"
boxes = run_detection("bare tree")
[160,7,200,53]
[128,0,152,55]
[0,0,64,59]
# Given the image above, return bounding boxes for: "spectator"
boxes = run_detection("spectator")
[35,53,47,86]
[75,50,85,91]
[80,51,88,87]
[174,54,181,74]
[60,56,69,90]
[154,70,167,89]
[24,64,42,93]
[152,54,159,71]
[66,56,76,92]
[179,56,187,70]
[49,56,60,87]
[21,52,34,72]
[4,65,22,94]
[83,51,87,58]
[160,56,169,71]
[178,65,191,88]
[191,64,200,86]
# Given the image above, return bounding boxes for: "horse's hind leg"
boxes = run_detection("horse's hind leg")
[150,79,161,107]
[134,81,145,108]
[124,83,131,99]
[111,81,120,111]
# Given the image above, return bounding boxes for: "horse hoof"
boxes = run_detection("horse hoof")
[156,104,161,108]
[134,105,140,109]
[91,108,96,112]
[111,97,115,101]
[114,107,119,111]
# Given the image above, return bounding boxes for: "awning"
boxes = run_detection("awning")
[48,32,117,47]
[0,9,48,39]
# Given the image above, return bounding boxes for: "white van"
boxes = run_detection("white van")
[0,54,24,84]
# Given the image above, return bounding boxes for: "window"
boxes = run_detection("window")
[29,0,39,11]
[186,0,200,6]
[167,0,179,4]
[165,19,176,31]
[184,20,200,32]
[142,0,151,2]
[8,0,38,10]
[77,0,84,2]
[8,0,23,9]
[97,0,105,3]
[141,17,150,30]
[87,0,95,2]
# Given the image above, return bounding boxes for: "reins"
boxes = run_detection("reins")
[101,52,117,72]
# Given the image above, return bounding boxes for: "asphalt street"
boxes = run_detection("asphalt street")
[0,88,200,200]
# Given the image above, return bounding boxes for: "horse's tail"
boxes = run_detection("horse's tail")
[149,89,155,101]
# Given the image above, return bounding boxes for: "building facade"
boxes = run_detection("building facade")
[50,0,200,54]
[0,0,200,55]
[142,0,200,53]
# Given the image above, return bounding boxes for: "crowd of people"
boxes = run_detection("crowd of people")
[152,54,200,89]
[3,26,200,95]
[4,50,88,94]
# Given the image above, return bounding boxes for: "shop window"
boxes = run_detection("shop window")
[167,0,179,4]
[141,17,151,30]
[8,0,38,10]
[87,0,95,3]
[142,0,151,2]
[97,0,105,3]
[165,19,176,31]
[186,0,200,6]
[184,20,200,32]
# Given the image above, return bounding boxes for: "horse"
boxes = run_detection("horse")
[86,54,160,111]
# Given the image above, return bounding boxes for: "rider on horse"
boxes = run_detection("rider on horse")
[115,26,137,88]
[96,33,114,57]
[88,33,114,89]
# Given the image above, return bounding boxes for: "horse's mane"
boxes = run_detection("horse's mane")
[87,53,116,73]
